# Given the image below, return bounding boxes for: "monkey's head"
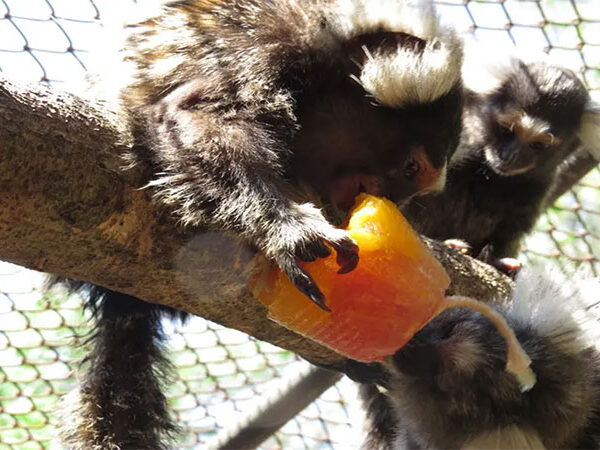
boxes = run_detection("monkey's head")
[291,1,463,217]
[345,270,600,449]
[467,61,592,177]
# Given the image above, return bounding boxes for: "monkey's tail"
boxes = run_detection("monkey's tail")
[55,280,182,450]
[358,383,399,450]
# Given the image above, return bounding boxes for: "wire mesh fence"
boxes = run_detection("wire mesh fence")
[0,0,599,449]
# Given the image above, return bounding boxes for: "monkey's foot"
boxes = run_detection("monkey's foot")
[478,245,522,278]
[443,239,471,255]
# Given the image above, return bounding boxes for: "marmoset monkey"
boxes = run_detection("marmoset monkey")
[403,56,600,269]
[57,1,465,449]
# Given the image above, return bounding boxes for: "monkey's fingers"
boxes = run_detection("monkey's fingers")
[443,239,471,255]
[332,238,359,274]
[297,239,332,262]
[496,258,522,278]
[280,260,330,312]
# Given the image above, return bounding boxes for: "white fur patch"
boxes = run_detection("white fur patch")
[519,114,551,137]
[359,37,462,105]
[509,268,600,354]
[578,100,600,161]
[462,426,545,449]
[333,0,462,105]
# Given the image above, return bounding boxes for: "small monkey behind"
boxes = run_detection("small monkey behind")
[403,56,600,264]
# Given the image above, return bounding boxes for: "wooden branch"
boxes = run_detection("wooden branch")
[0,77,514,366]
[546,148,599,208]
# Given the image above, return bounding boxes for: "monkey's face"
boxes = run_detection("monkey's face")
[478,62,588,177]
[482,109,559,176]
[291,82,462,216]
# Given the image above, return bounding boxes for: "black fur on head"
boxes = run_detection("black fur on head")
[402,56,596,262]
[462,60,589,177]
[351,270,600,449]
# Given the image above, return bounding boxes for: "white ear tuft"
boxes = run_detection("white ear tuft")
[460,40,519,94]
[333,0,463,106]
[359,31,462,106]
[509,268,600,353]
[578,100,600,161]
[460,39,554,95]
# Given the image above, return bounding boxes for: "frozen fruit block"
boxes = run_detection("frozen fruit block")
[250,194,449,362]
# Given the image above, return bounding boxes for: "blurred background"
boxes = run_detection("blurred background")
[0,1,599,448]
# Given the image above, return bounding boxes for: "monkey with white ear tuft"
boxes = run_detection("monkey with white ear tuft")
[123,0,464,307]
[354,269,600,449]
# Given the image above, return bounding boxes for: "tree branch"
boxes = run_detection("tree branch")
[0,77,514,365]
[545,148,598,208]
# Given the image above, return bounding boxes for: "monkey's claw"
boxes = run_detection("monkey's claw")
[278,256,330,312]
[292,271,331,312]
[334,239,359,274]
[478,244,522,278]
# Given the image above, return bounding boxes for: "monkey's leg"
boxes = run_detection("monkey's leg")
[143,91,358,308]
[478,244,522,278]
[59,286,179,450]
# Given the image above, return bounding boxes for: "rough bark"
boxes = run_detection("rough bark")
[0,77,517,365]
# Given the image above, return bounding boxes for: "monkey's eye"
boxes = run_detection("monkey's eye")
[529,141,549,151]
[404,158,421,180]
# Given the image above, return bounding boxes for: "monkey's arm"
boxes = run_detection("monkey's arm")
[477,210,541,273]
[139,80,357,308]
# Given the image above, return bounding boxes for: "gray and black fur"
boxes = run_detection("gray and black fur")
[403,57,600,264]
[58,1,465,448]
[55,281,183,450]
[351,270,600,449]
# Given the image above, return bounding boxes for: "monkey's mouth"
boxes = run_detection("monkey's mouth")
[485,148,535,177]
[329,174,384,212]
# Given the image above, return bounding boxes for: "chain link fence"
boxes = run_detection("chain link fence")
[0,0,599,449]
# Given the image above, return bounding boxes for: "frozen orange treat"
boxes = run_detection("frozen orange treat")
[250,194,536,390]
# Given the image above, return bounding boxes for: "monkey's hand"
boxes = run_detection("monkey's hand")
[265,203,359,311]
[478,244,522,279]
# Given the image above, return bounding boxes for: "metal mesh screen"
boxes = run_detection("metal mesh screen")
[0,0,599,449]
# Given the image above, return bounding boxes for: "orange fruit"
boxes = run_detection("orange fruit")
[250,194,450,362]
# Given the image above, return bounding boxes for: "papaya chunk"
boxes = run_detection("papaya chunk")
[250,194,449,362]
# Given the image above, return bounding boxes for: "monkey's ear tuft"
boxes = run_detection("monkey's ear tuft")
[358,30,462,107]
[578,100,600,161]
[460,42,520,94]
[508,268,600,354]
[334,0,463,106]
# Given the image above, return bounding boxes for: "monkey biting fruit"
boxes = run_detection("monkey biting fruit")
[122,0,463,308]
[402,55,600,269]
[55,1,465,449]
[350,269,600,449]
